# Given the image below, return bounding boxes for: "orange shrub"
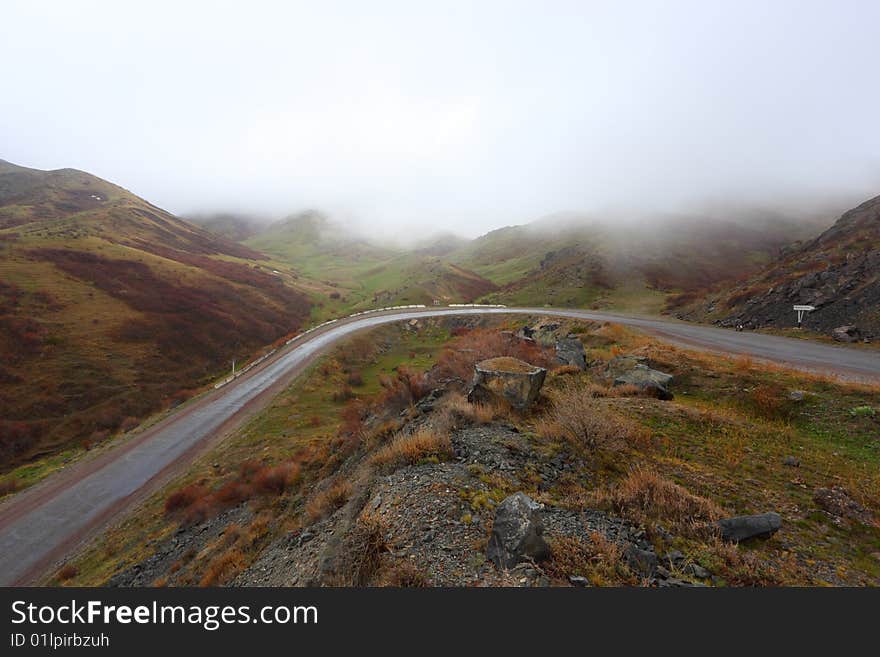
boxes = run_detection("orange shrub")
[165,483,210,514]
[254,462,300,495]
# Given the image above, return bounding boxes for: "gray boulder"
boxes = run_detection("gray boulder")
[467,357,546,410]
[625,545,659,576]
[487,492,550,569]
[716,512,782,542]
[555,336,587,369]
[832,325,861,342]
[613,363,674,400]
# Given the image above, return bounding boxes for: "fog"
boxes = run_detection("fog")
[3,0,879,238]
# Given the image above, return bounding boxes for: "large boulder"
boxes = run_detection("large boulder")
[716,512,782,542]
[486,492,550,569]
[832,325,861,342]
[613,363,674,400]
[555,336,587,369]
[467,357,546,409]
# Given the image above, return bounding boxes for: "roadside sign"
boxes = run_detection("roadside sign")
[793,304,816,325]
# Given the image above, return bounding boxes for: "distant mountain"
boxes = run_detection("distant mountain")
[0,160,311,469]
[242,211,496,309]
[184,212,265,242]
[448,210,828,311]
[684,195,880,337]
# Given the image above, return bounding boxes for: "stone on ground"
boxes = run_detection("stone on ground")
[487,492,550,569]
[716,512,782,542]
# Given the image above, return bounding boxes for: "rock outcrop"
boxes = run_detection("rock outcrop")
[486,492,550,569]
[467,357,546,409]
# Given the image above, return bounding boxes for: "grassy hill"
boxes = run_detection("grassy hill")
[682,194,880,337]
[0,160,311,473]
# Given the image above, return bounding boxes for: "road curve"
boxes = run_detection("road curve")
[1,307,878,585]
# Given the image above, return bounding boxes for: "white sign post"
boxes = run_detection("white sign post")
[793,305,815,326]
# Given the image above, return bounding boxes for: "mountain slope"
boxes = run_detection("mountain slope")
[685,195,880,337]
[0,160,311,471]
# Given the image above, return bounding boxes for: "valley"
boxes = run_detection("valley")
[2,160,878,588]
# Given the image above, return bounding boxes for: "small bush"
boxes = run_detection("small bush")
[346,370,364,387]
[850,406,876,418]
[165,483,210,514]
[57,564,78,581]
[330,513,389,586]
[538,384,650,454]
[254,462,300,496]
[595,467,723,535]
[332,385,355,403]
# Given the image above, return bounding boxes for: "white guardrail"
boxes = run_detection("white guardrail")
[213,303,507,389]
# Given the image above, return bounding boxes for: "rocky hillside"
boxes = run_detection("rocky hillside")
[683,195,880,339]
[0,160,311,472]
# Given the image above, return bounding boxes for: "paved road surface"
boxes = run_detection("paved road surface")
[1,307,878,585]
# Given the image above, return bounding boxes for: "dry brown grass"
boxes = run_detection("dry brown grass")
[375,560,431,587]
[329,512,389,586]
[199,548,246,586]
[544,532,640,586]
[537,383,651,454]
[441,391,510,425]
[549,364,583,377]
[697,537,795,586]
[369,426,452,472]
[594,467,723,535]
[0,478,20,497]
[304,479,353,524]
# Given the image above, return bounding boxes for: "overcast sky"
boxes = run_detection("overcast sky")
[2,0,879,237]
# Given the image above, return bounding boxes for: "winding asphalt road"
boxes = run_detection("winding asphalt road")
[1,306,878,585]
